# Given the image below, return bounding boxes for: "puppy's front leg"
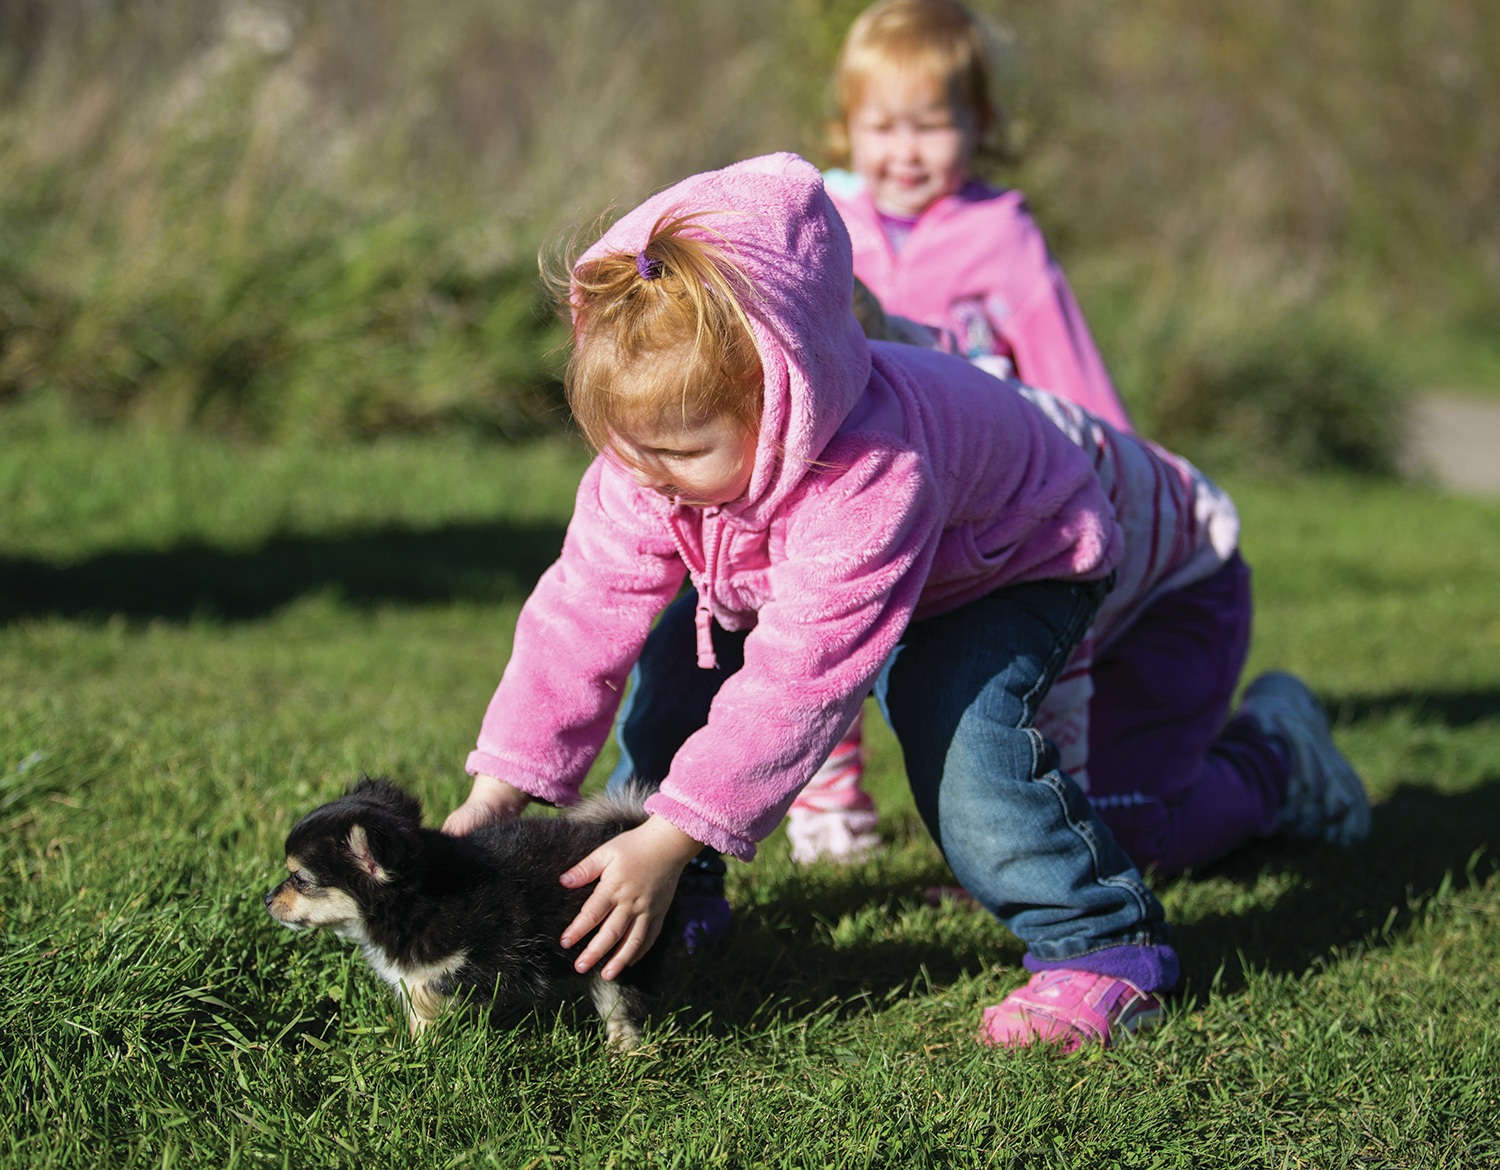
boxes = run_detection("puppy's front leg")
[403,980,451,1037]
[588,977,644,1052]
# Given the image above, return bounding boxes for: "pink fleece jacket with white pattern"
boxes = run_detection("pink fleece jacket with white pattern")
[824,171,1133,434]
[467,153,1124,860]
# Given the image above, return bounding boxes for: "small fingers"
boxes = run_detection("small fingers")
[642,912,664,956]
[560,888,612,953]
[599,915,661,982]
[572,906,632,974]
[559,847,607,891]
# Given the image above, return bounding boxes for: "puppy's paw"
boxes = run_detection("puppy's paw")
[604,1018,644,1053]
[404,981,453,1038]
[589,977,645,1053]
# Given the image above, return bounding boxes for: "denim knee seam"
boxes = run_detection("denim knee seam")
[1034,767,1159,919]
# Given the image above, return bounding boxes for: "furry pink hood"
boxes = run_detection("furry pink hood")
[576,152,871,530]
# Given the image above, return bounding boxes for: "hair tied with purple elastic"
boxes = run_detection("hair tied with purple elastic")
[636,252,663,281]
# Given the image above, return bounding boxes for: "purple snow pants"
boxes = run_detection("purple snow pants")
[1087,552,1289,877]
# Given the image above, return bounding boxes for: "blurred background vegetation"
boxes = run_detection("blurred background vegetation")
[1,0,1496,471]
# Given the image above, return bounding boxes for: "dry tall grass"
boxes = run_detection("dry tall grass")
[1,0,1495,455]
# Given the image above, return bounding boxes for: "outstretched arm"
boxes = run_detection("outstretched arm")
[443,772,533,835]
[559,815,705,981]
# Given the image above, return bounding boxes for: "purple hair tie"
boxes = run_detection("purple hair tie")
[636,252,662,281]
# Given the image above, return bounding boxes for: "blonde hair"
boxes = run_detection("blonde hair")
[826,0,1009,167]
[553,212,764,458]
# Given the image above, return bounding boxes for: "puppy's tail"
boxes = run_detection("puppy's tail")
[567,782,651,829]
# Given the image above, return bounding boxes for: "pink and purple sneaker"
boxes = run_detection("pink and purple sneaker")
[979,969,1164,1052]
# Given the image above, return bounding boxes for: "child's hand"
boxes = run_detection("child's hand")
[442,773,532,835]
[560,815,704,981]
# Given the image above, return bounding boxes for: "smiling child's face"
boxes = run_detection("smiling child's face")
[847,72,977,219]
[610,413,758,508]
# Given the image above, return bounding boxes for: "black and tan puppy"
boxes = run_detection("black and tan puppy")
[265,778,676,1049]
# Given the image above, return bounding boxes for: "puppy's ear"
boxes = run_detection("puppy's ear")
[345,812,425,882]
[346,823,403,882]
[346,824,386,881]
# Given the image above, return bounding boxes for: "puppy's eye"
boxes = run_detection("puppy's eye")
[291,871,314,892]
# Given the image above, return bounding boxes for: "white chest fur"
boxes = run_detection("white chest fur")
[359,943,470,1034]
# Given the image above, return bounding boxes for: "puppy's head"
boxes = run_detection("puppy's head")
[265,778,425,938]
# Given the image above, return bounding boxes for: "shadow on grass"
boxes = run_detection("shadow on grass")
[1155,681,1500,996]
[1325,686,1500,730]
[0,518,568,622]
[670,772,1500,1033]
[662,917,1003,1041]
[1166,774,1500,1000]
[224,777,1500,1049]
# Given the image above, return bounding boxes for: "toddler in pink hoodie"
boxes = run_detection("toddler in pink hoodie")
[794,0,1136,858]
[446,153,1367,1050]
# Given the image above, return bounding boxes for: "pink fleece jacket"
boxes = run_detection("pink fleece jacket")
[467,153,1122,860]
[824,171,1133,433]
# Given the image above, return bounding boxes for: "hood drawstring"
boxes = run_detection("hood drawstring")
[693,596,716,670]
[666,510,727,671]
[693,515,727,669]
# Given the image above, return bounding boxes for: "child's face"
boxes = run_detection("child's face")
[611,413,757,508]
[847,73,976,219]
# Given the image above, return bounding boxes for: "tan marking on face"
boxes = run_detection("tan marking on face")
[266,882,303,922]
[265,862,362,931]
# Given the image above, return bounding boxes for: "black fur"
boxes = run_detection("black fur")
[265,777,677,1047]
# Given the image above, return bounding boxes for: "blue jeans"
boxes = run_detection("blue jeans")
[611,580,1177,986]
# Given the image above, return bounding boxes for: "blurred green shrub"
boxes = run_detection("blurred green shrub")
[1150,314,1408,476]
[0,0,1494,466]
[0,207,566,441]
[0,1,574,440]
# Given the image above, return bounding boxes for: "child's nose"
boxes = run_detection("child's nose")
[629,465,676,497]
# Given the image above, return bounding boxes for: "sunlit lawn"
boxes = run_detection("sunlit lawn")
[2,428,1497,1168]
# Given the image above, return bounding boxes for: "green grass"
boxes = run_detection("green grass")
[3,429,1498,1167]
